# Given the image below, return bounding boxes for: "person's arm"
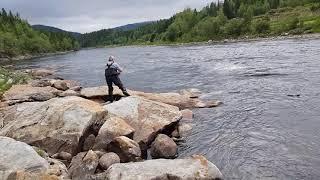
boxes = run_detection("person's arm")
[113,63,123,73]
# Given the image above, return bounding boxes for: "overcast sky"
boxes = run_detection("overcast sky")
[0,0,217,33]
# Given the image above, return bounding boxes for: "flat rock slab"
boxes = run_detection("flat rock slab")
[80,86,123,98]
[104,96,182,150]
[0,96,107,155]
[2,84,60,104]
[0,136,49,180]
[97,155,223,180]
[80,86,221,109]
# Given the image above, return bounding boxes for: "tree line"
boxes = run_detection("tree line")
[0,8,80,58]
[80,0,320,47]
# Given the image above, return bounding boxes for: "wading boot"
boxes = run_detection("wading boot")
[122,90,130,97]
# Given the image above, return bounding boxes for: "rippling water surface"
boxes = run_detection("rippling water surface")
[14,38,320,180]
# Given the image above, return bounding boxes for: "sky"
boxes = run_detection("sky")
[0,0,217,33]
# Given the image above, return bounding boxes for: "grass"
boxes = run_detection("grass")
[267,3,320,35]
[0,67,30,97]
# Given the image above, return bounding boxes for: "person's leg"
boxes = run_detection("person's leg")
[106,77,114,101]
[113,76,130,96]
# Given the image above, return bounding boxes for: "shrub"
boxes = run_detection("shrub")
[253,19,271,34]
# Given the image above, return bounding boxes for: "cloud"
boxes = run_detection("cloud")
[0,0,217,33]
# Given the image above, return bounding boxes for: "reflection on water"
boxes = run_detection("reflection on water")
[13,38,320,180]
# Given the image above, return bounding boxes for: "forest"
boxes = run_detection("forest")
[80,0,320,47]
[0,8,80,58]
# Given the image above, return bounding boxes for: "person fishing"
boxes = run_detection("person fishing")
[105,56,130,101]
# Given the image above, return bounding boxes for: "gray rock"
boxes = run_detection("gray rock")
[104,96,182,151]
[52,80,69,91]
[0,136,49,180]
[30,69,54,77]
[96,155,223,180]
[98,152,120,170]
[180,109,193,121]
[178,123,193,137]
[68,150,99,180]
[2,84,60,104]
[0,96,107,155]
[93,117,135,151]
[195,100,223,108]
[29,79,52,87]
[52,151,73,161]
[46,158,69,179]
[59,89,80,97]
[179,88,202,98]
[83,134,96,151]
[107,136,141,163]
[150,134,177,159]
[70,86,82,92]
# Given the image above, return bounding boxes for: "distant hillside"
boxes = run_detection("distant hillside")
[113,21,153,31]
[32,25,82,38]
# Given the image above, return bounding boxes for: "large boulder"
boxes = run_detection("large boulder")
[96,155,223,180]
[107,136,141,163]
[80,86,221,109]
[0,136,49,180]
[150,134,177,159]
[93,116,135,151]
[104,96,182,151]
[0,96,107,155]
[68,150,99,180]
[2,84,60,105]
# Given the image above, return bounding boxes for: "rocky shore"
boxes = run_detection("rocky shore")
[0,51,76,62]
[0,68,223,180]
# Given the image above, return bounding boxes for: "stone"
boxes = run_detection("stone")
[195,100,223,108]
[70,86,82,92]
[97,155,223,180]
[180,109,193,121]
[94,150,107,158]
[83,134,96,151]
[46,158,69,179]
[80,86,122,98]
[104,96,182,151]
[171,129,180,138]
[93,117,135,151]
[52,152,73,162]
[29,79,52,87]
[98,152,120,170]
[179,88,202,98]
[150,134,177,159]
[59,89,80,97]
[3,84,60,104]
[178,123,193,137]
[30,69,54,77]
[0,136,49,180]
[52,80,69,91]
[68,150,99,180]
[107,136,141,163]
[80,86,221,110]
[0,96,107,155]
[63,80,81,89]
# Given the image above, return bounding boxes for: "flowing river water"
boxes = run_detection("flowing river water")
[12,38,320,180]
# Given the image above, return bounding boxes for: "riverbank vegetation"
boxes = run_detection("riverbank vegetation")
[0,67,29,96]
[0,8,80,58]
[80,0,320,47]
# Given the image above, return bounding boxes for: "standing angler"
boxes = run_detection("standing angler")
[105,56,130,101]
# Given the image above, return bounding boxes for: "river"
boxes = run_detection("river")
[13,38,320,180]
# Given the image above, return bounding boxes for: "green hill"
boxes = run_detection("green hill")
[79,0,320,47]
[0,8,80,59]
